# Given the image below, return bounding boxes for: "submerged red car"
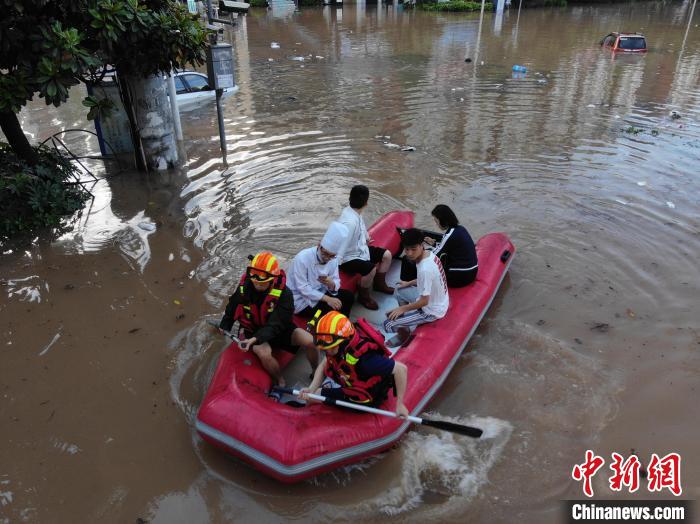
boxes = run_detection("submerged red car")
[600,32,647,53]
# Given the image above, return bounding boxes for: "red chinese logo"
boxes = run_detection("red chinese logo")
[572,451,682,497]
[647,453,682,496]
[572,450,605,497]
[609,452,640,493]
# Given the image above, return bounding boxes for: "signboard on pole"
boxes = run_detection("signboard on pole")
[207,44,235,90]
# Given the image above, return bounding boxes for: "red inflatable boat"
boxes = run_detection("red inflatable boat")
[196,211,515,482]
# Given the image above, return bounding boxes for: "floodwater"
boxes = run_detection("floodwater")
[2,1,699,522]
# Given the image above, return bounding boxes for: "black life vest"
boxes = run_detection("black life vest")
[324,318,394,405]
[233,270,287,334]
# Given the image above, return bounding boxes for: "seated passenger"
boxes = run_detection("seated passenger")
[337,185,395,311]
[401,204,478,288]
[384,228,449,345]
[287,221,354,318]
[219,252,317,387]
[301,311,408,417]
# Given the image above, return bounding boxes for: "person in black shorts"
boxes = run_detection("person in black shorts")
[219,252,317,387]
[337,185,395,310]
[400,205,478,288]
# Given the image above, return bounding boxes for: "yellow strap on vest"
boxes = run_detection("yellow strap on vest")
[345,353,359,365]
[268,288,282,297]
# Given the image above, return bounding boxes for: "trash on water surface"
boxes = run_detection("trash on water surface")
[512,65,527,72]
[271,42,280,49]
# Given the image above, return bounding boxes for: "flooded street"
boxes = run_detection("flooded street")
[2,1,700,522]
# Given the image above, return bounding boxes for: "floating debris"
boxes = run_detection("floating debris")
[271,42,280,49]
[666,201,676,209]
[589,323,610,333]
[39,331,62,356]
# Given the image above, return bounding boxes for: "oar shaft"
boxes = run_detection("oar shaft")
[292,389,421,423]
[206,319,241,344]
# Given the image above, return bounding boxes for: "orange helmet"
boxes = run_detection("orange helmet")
[311,311,355,350]
[247,252,280,283]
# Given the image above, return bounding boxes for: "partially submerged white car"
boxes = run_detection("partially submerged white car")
[173,71,239,111]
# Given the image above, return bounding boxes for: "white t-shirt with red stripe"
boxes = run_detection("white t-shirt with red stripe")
[417,252,449,318]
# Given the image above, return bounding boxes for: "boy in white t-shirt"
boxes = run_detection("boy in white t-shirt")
[383,228,449,345]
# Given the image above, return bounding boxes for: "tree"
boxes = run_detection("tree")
[0,0,210,168]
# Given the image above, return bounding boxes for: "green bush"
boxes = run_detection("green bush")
[0,143,90,240]
[419,1,492,11]
[249,0,268,6]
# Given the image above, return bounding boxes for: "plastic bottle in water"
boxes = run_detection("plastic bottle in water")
[512,65,527,72]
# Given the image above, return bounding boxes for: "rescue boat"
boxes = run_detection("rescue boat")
[195,210,515,482]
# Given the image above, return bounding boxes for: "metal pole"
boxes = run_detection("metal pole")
[166,73,183,141]
[472,0,486,72]
[206,0,214,22]
[216,89,226,152]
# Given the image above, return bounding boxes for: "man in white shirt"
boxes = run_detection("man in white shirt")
[337,185,395,311]
[384,228,449,345]
[287,221,355,317]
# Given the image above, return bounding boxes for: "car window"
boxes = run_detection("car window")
[618,37,646,50]
[184,74,210,92]
[174,76,188,95]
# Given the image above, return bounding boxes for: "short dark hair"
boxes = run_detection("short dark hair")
[431,204,460,229]
[401,228,424,248]
[349,185,369,209]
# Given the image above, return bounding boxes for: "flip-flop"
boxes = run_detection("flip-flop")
[267,390,283,403]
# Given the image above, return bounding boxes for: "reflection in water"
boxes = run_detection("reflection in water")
[2,1,700,522]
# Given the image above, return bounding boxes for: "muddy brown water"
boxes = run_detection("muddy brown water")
[2,2,700,522]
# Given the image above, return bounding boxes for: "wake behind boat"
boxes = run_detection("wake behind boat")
[196,210,515,482]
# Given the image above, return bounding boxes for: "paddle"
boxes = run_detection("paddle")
[206,319,241,344]
[272,387,483,438]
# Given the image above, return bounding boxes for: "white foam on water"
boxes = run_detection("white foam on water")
[51,438,81,455]
[347,416,512,518]
[0,490,12,507]
[6,276,45,303]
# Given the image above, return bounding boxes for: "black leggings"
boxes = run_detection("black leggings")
[299,288,355,317]
[400,258,477,288]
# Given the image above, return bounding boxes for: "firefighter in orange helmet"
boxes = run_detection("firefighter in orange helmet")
[300,311,408,418]
[220,252,317,387]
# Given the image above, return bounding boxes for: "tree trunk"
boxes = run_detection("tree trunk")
[0,110,39,165]
[122,74,179,172]
[116,72,149,172]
